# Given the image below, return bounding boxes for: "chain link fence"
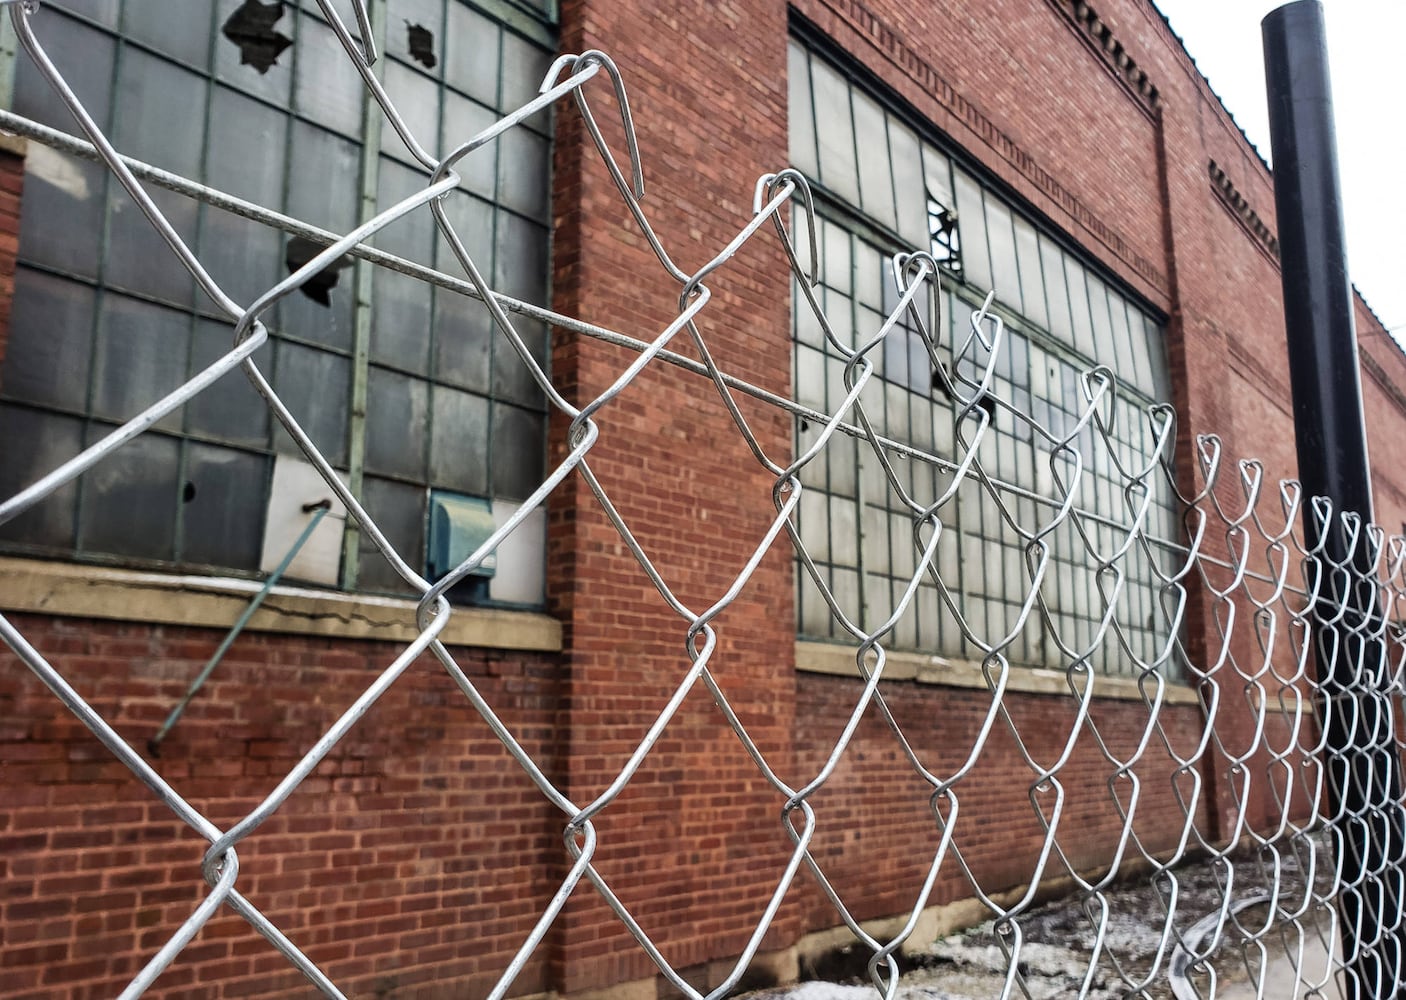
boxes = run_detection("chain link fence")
[2,2,1404,998]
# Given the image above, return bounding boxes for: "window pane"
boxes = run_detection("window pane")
[186,317,270,447]
[370,268,433,374]
[371,160,436,309]
[0,405,81,551]
[435,187,496,281]
[179,443,267,569]
[295,11,366,138]
[4,268,95,411]
[388,0,446,78]
[445,4,501,108]
[440,92,498,199]
[381,59,441,165]
[1063,256,1095,361]
[288,122,361,233]
[105,185,198,306]
[809,59,860,206]
[114,48,207,178]
[491,404,544,501]
[77,430,179,561]
[888,116,927,249]
[494,213,548,305]
[207,85,289,206]
[821,218,851,294]
[356,475,425,594]
[433,292,493,393]
[853,91,895,232]
[429,386,489,495]
[19,150,108,279]
[365,366,429,480]
[13,13,117,133]
[1039,234,1073,344]
[199,207,284,308]
[787,41,817,178]
[985,198,1022,313]
[952,170,991,291]
[498,30,551,113]
[214,0,295,106]
[272,341,349,467]
[1013,216,1047,330]
[91,294,191,432]
[492,319,549,409]
[124,0,215,69]
[497,127,550,222]
[1086,274,1118,370]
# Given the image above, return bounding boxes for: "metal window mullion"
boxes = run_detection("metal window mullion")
[69,18,126,564]
[482,16,507,509]
[339,0,388,592]
[170,12,223,567]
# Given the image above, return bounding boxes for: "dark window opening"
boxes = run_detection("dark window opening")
[285,237,354,306]
[407,23,437,70]
[221,0,293,75]
[927,186,962,278]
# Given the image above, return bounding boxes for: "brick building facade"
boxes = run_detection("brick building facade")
[1,1,1403,998]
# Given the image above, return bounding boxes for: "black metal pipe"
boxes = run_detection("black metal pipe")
[1263,3,1406,996]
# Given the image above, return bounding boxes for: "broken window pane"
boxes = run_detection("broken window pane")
[179,443,267,569]
[221,0,293,75]
[284,236,354,307]
[407,23,437,69]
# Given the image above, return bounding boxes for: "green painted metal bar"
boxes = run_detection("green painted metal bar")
[147,502,333,755]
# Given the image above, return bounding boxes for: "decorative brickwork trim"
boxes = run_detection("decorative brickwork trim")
[1044,0,1159,115]
[1363,351,1406,422]
[1208,159,1280,265]
[814,0,1170,295]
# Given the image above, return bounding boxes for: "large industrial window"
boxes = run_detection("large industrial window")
[789,38,1179,676]
[0,0,555,606]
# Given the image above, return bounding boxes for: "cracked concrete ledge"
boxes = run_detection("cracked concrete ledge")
[0,557,562,652]
[797,640,1200,705]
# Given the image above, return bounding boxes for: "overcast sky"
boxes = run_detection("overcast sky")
[1150,0,1405,345]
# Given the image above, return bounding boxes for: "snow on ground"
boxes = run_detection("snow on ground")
[740,842,1332,1000]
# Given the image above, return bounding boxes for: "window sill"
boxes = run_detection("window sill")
[796,640,1200,704]
[0,556,562,652]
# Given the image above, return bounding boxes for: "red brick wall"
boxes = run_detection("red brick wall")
[0,615,564,1000]
[787,677,1210,933]
[547,0,799,990]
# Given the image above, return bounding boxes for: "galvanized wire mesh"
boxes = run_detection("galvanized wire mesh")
[2,3,1405,999]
